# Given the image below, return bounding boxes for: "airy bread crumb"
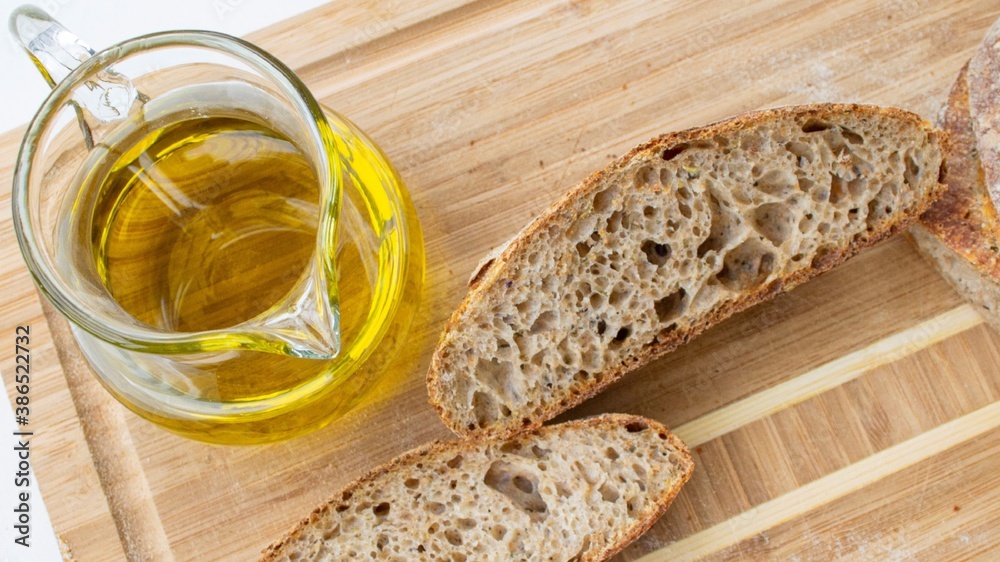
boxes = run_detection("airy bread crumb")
[262,415,692,561]
[429,104,945,437]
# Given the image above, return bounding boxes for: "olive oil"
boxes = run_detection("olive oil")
[92,116,321,332]
[74,109,424,443]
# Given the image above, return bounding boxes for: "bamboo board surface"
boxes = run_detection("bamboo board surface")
[3,0,1000,560]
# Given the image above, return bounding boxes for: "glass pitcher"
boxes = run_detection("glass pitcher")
[9,6,423,444]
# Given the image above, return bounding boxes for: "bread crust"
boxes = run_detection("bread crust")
[260,414,694,561]
[916,63,1000,279]
[429,104,946,438]
[968,17,1000,212]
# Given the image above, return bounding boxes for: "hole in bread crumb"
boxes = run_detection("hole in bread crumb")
[641,240,672,265]
[841,127,864,145]
[904,151,922,186]
[444,529,463,546]
[716,238,775,292]
[484,461,548,521]
[321,524,341,540]
[427,502,446,515]
[753,203,794,246]
[373,502,390,517]
[867,181,900,225]
[529,310,559,334]
[830,172,848,204]
[500,441,522,454]
[662,144,689,161]
[801,118,831,133]
[609,286,631,307]
[613,327,631,343]
[678,201,692,219]
[606,447,620,460]
[513,476,534,494]
[848,176,868,199]
[625,421,648,432]
[633,463,648,486]
[446,455,463,469]
[634,166,657,187]
[798,212,816,234]
[471,391,499,426]
[599,482,619,502]
[593,188,615,213]
[660,167,673,185]
[643,205,656,218]
[490,525,507,540]
[785,141,815,164]
[655,288,687,323]
[606,210,625,233]
[697,193,738,257]
[404,478,419,489]
[754,169,795,198]
[597,320,607,335]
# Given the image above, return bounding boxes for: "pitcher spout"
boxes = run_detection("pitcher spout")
[245,264,341,359]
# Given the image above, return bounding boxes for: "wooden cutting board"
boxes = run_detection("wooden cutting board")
[3,0,1000,560]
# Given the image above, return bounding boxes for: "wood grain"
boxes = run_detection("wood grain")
[2,0,1000,560]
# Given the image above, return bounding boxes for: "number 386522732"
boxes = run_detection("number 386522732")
[14,326,29,422]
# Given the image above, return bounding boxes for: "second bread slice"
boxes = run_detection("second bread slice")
[429,104,945,437]
[262,414,692,561]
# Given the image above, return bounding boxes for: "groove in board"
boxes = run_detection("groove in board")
[637,400,1000,562]
[701,427,1000,561]
[674,304,983,447]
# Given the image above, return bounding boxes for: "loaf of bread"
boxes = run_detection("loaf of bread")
[910,50,1000,330]
[261,414,692,561]
[428,104,946,437]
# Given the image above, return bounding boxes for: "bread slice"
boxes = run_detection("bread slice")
[910,62,1000,330]
[261,414,692,561]
[428,104,946,437]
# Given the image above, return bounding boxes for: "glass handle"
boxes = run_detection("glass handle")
[9,5,142,124]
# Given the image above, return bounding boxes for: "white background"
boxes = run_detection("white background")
[0,1,330,560]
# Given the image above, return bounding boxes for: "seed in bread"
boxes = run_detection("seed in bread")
[261,414,692,561]
[428,104,946,437]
